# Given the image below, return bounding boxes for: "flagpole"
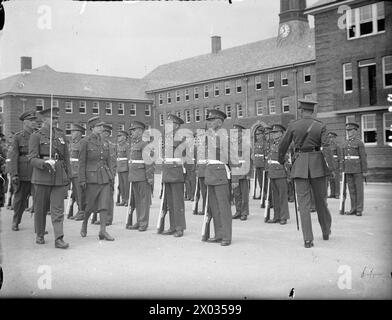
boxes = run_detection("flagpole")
[49,93,53,160]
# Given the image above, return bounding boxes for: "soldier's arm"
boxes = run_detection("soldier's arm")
[278,125,293,164]
[358,140,368,173]
[78,138,87,184]
[141,141,155,181]
[63,136,72,179]
[9,135,19,177]
[320,124,334,171]
[28,133,46,169]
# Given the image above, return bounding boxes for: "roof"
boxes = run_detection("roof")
[0,65,151,101]
[144,28,315,91]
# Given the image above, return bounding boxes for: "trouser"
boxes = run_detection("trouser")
[270,178,290,221]
[71,177,85,213]
[287,179,295,202]
[233,178,249,217]
[133,181,151,228]
[34,184,66,240]
[83,183,110,232]
[329,171,341,197]
[118,171,129,203]
[255,167,266,198]
[164,182,186,232]
[194,177,207,213]
[185,171,196,199]
[12,181,31,225]
[107,182,114,223]
[346,173,364,213]
[295,177,331,242]
[207,184,232,242]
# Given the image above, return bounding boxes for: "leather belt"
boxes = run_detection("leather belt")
[345,156,359,159]
[117,157,128,161]
[333,155,338,158]
[197,159,208,164]
[206,160,231,179]
[163,158,183,164]
[5,159,10,162]
[129,160,145,164]
[254,154,264,157]
[268,160,280,165]
[295,147,320,152]
[70,158,79,162]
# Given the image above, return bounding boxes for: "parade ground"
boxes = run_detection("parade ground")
[0,177,391,300]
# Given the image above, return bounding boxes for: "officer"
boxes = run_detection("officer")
[253,125,266,200]
[341,123,368,216]
[326,131,341,199]
[79,116,114,241]
[28,107,70,248]
[231,123,251,221]
[193,130,208,215]
[127,121,154,231]
[265,124,290,225]
[262,125,273,210]
[67,123,86,220]
[116,130,130,206]
[204,109,232,246]
[10,111,38,231]
[160,113,186,237]
[278,99,334,248]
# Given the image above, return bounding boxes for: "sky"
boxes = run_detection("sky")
[0,0,317,80]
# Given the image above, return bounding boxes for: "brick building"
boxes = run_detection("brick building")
[305,0,392,181]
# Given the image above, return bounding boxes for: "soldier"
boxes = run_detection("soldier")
[326,131,341,199]
[231,123,251,221]
[262,125,273,210]
[116,130,130,206]
[193,130,208,215]
[160,114,186,237]
[253,125,266,200]
[67,123,86,220]
[5,133,15,209]
[265,124,290,225]
[184,145,196,202]
[28,107,70,248]
[9,111,37,230]
[127,121,154,231]
[341,122,368,216]
[278,99,334,248]
[204,109,232,246]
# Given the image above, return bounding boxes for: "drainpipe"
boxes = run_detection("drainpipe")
[293,67,298,120]
[243,75,249,117]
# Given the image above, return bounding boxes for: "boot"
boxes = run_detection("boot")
[55,237,69,249]
[80,219,88,237]
[98,213,114,241]
[91,212,98,224]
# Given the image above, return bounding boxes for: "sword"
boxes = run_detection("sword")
[292,179,299,231]
[201,185,212,241]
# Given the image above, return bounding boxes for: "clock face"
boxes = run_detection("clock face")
[279,24,290,38]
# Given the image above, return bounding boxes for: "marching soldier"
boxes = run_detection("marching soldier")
[326,131,341,199]
[232,123,251,221]
[253,125,266,200]
[79,116,114,241]
[116,130,130,206]
[265,124,290,225]
[341,123,368,216]
[10,111,38,231]
[204,109,232,246]
[67,123,86,220]
[278,99,334,248]
[127,121,154,231]
[160,114,186,237]
[28,107,70,248]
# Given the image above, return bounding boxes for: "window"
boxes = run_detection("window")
[194,87,199,100]
[159,94,163,105]
[65,123,72,136]
[214,83,220,97]
[0,99,3,113]
[176,90,181,102]
[347,2,385,39]
[52,100,59,108]
[362,114,377,145]
[256,100,264,116]
[185,89,190,101]
[282,97,290,113]
[92,102,99,115]
[236,79,242,93]
[195,109,201,122]
[304,66,311,83]
[383,113,392,144]
[281,71,288,86]
[204,85,209,98]
[204,108,209,120]
[236,104,243,118]
[80,123,87,136]
[159,114,164,126]
[185,110,191,123]
[268,74,274,88]
[225,105,232,119]
[225,81,231,95]
[268,99,276,114]
[118,103,124,115]
[130,104,136,116]
[105,102,112,115]
[383,56,392,88]
[255,76,262,91]
[79,101,86,114]
[145,104,151,117]
[343,63,353,93]
[36,99,44,111]
[118,124,125,132]
[65,101,73,114]
[167,92,172,104]
[176,111,182,119]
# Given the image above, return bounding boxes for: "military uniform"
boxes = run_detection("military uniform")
[194,132,208,215]
[184,162,196,201]
[116,131,130,206]
[253,126,266,200]
[278,100,333,248]
[341,123,367,216]
[326,132,341,199]
[28,107,71,248]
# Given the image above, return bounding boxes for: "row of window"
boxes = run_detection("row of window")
[158,67,312,105]
[63,122,126,136]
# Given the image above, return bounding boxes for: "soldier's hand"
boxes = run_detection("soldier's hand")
[232,182,239,189]
[147,178,154,186]
[44,160,56,172]
[80,182,87,190]
[363,172,368,178]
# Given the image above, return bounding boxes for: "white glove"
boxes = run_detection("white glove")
[44,159,56,172]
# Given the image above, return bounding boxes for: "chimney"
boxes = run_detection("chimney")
[279,0,307,24]
[211,36,221,54]
[20,56,32,72]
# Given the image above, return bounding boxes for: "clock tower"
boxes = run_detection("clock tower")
[277,0,310,46]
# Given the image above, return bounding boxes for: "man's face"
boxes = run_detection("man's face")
[102,131,110,138]
[131,128,143,139]
[25,119,38,130]
[347,129,356,139]
[93,124,103,135]
[43,117,57,127]
[208,118,222,131]
[71,130,81,140]
[117,135,126,143]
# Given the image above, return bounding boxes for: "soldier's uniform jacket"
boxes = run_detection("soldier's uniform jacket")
[326,140,341,172]
[341,137,367,174]
[266,138,289,179]
[116,141,129,173]
[10,128,34,181]
[231,138,252,183]
[5,144,13,174]
[28,126,71,186]
[278,115,334,179]
[69,136,83,178]
[253,140,266,169]
[79,133,113,185]
[162,134,185,183]
[128,138,155,182]
[107,139,117,174]
[195,132,207,178]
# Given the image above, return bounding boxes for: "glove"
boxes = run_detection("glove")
[232,182,239,189]
[80,182,87,191]
[44,159,56,172]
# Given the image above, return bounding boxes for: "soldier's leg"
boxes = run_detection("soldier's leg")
[215,184,232,242]
[256,168,262,197]
[354,173,364,213]
[334,171,341,198]
[50,185,67,241]
[83,184,100,228]
[165,183,175,231]
[277,178,289,221]
[295,178,314,242]
[107,184,114,224]
[329,177,335,197]
[135,181,150,228]
[193,177,200,213]
[12,181,30,227]
[233,183,242,215]
[310,176,332,237]
[123,172,130,205]
[346,174,356,213]
[190,171,196,201]
[200,177,207,214]
[208,186,223,239]
[118,172,125,204]
[34,185,51,239]
[97,184,111,233]
[240,179,249,217]
[270,179,280,221]
[172,182,186,232]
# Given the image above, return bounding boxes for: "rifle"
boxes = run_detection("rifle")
[260,170,266,208]
[252,169,257,199]
[126,182,133,227]
[339,173,346,215]
[201,186,212,241]
[5,173,12,208]
[264,177,271,222]
[157,183,167,234]
[292,180,300,231]
[192,177,199,215]
[65,183,73,217]
[114,174,120,203]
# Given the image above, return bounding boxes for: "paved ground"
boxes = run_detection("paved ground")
[0,177,391,299]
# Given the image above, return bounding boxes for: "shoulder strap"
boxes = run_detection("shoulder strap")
[298,120,316,149]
